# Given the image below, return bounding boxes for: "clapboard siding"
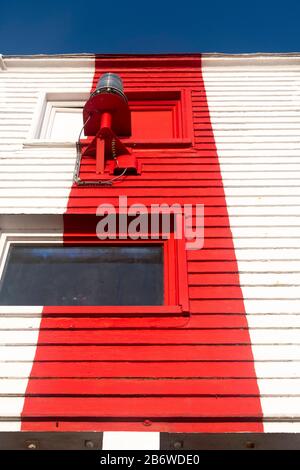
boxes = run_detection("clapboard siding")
[0,56,95,429]
[202,56,300,429]
[15,55,262,432]
[0,57,94,207]
[0,54,300,433]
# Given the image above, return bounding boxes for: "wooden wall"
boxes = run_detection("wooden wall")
[0,54,300,434]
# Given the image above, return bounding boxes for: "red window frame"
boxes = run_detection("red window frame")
[121,88,194,147]
[63,231,189,316]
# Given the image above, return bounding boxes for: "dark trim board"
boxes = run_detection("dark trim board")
[160,433,300,450]
[0,432,103,450]
[1,432,300,450]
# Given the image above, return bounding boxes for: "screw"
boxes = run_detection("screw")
[143,419,152,426]
[25,441,39,450]
[245,441,255,449]
[173,441,183,450]
[85,440,95,449]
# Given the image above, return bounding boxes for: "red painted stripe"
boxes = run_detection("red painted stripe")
[22,421,262,433]
[24,314,248,329]
[25,378,262,396]
[22,397,263,418]
[20,329,253,344]
[21,54,263,433]
[26,361,260,378]
[29,345,257,361]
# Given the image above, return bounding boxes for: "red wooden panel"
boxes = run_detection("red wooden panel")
[22,397,264,418]
[35,314,249,329]
[190,299,246,314]
[189,286,249,299]
[32,345,254,361]
[27,329,251,345]
[22,421,262,433]
[24,378,261,396]
[188,273,241,285]
[188,261,240,273]
[28,360,259,378]
[131,109,174,139]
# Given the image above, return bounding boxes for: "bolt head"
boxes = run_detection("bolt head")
[173,440,183,449]
[85,440,95,449]
[245,441,255,449]
[25,440,39,450]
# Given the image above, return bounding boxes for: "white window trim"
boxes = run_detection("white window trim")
[25,91,89,147]
[39,100,84,140]
[0,232,63,314]
[0,232,63,281]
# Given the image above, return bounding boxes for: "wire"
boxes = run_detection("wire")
[77,114,91,144]
[73,114,91,184]
[76,167,128,187]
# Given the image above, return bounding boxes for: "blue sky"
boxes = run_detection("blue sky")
[0,0,299,54]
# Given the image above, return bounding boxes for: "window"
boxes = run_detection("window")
[130,102,177,140]
[0,231,189,314]
[39,101,84,141]
[27,92,89,143]
[27,90,193,148]
[0,244,163,306]
[126,89,194,144]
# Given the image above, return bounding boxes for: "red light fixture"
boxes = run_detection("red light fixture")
[81,73,137,176]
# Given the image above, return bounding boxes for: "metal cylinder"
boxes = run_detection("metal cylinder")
[96,73,124,94]
[100,112,112,130]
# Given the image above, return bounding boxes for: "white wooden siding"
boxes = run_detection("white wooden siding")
[0,307,42,430]
[202,54,300,432]
[0,56,94,213]
[0,56,94,430]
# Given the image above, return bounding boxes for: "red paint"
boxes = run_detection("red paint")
[21,54,263,433]
[25,361,259,379]
[96,136,105,174]
[23,329,254,344]
[27,345,257,362]
[25,378,261,396]
[22,397,263,418]
[20,421,263,433]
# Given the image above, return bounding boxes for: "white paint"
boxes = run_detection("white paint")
[0,318,42,328]
[38,98,86,141]
[0,56,94,213]
[96,432,160,450]
[263,422,300,432]
[203,54,300,433]
[0,313,42,429]
[244,299,300,314]
[228,272,300,284]
[0,362,44,378]
[247,315,300,328]
[0,422,21,431]
[0,231,62,429]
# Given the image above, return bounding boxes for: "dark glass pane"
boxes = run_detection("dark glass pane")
[0,245,163,306]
